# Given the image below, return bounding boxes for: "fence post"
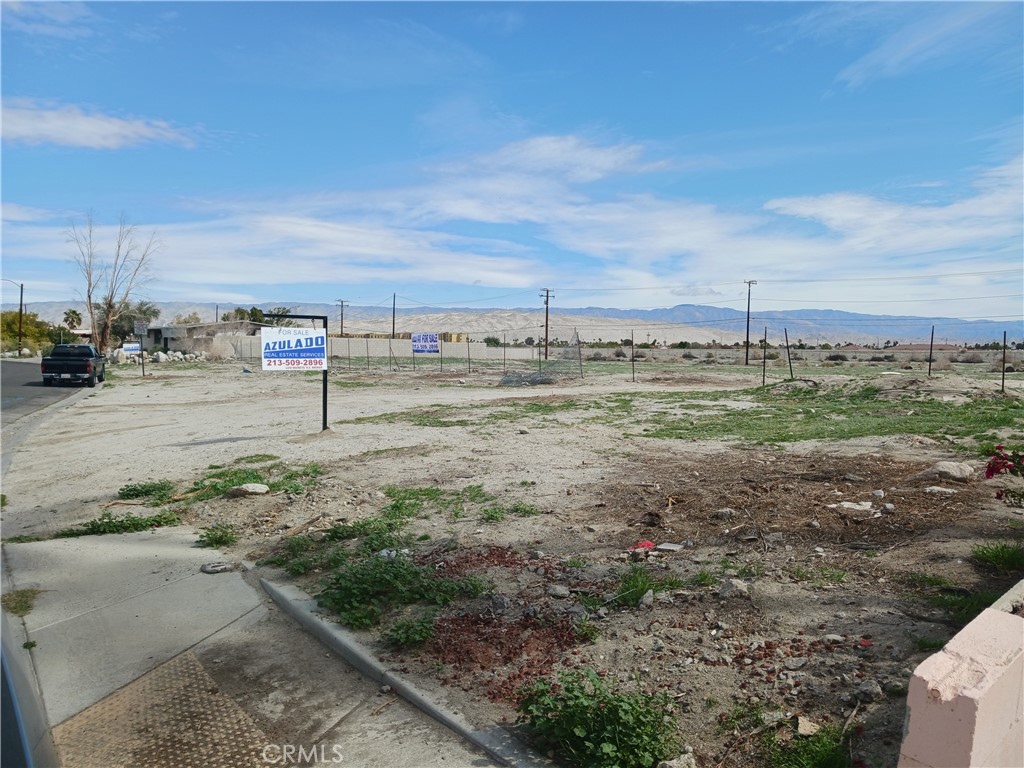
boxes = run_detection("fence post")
[1002,331,1007,393]
[762,327,767,386]
[784,328,794,379]
[928,326,935,377]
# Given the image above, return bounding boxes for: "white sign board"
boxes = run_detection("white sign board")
[261,327,327,371]
[123,343,141,354]
[412,333,440,354]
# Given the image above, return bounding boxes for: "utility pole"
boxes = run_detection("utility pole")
[391,293,396,339]
[336,299,348,336]
[540,288,552,360]
[744,280,757,366]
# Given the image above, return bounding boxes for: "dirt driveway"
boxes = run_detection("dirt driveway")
[3,359,1022,767]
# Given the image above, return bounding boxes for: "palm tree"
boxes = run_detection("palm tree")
[63,308,82,330]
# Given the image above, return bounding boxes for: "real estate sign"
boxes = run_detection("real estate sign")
[412,333,440,354]
[261,327,327,371]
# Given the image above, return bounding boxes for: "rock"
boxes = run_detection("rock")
[871,489,885,498]
[656,542,685,552]
[153,351,168,363]
[784,657,808,670]
[910,461,974,484]
[718,579,749,599]
[225,483,270,497]
[823,634,845,644]
[924,486,956,496]
[546,584,571,598]
[639,589,655,608]
[855,679,884,702]
[490,594,512,613]
[657,755,697,768]
[713,507,736,520]
[797,716,820,736]
[518,428,529,434]
[111,348,127,364]
[838,501,873,512]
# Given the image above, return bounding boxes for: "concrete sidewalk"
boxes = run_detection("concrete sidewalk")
[1,527,510,767]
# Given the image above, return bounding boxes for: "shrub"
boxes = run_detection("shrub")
[118,480,177,505]
[197,523,239,548]
[517,669,679,768]
[825,353,848,362]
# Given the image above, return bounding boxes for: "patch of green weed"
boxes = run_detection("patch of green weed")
[516,668,679,768]
[55,510,180,538]
[197,523,239,548]
[760,724,853,768]
[383,612,437,648]
[972,540,1024,575]
[117,480,177,505]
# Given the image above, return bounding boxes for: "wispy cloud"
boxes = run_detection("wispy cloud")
[2,99,194,149]
[764,155,1022,256]
[4,134,1020,315]
[461,135,665,183]
[1,1,97,39]
[836,4,1012,88]
[0,202,66,223]
[770,4,1020,89]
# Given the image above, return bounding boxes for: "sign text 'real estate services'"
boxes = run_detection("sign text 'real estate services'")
[261,327,327,371]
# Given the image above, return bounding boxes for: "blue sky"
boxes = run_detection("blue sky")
[2,1,1022,321]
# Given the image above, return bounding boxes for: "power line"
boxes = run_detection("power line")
[756,293,1023,304]
[549,268,1022,293]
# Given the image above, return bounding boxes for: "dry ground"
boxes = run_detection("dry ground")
[3,357,1022,767]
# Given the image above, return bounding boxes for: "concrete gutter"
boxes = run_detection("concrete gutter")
[260,578,555,768]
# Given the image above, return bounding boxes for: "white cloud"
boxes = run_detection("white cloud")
[2,99,194,149]
[836,4,1011,88]
[764,155,1023,255]
[2,1,97,39]
[770,4,1020,89]
[1,202,65,223]
[5,135,1020,320]
[456,135,662,183]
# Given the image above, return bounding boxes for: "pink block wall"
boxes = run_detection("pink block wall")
[899,582,1024,768]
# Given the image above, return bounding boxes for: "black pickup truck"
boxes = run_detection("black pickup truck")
[40,344,107,387]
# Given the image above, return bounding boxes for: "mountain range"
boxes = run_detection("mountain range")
[8,300,1020,346]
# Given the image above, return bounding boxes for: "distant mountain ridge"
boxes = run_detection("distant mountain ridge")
[7,300,1020,345]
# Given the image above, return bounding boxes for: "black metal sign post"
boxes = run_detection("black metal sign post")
[264,313,329,431]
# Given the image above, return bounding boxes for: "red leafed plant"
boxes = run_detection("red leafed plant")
[985,445,1024,507]
[985,445,1023,480]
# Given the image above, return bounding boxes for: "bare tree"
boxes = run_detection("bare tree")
[66,213,160,353]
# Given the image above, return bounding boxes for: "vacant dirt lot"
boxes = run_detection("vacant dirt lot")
[4,357,1022,767]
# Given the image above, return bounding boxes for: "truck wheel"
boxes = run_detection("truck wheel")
[88,374,97,388]
[98,370,105,383]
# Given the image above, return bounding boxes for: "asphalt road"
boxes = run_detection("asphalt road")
[0,359,78,426]
[1,358,83,477]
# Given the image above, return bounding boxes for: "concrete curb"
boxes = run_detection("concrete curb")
[260,578,555,768]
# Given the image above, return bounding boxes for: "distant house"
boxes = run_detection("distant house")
[146,320,264,351]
